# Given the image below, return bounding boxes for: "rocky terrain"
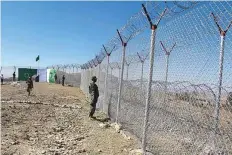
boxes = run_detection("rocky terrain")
[1,82,139,155]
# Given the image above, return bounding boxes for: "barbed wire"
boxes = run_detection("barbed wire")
[79,1,232,154]
[1,1,232,154]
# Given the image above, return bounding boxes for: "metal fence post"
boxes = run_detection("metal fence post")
[115,28,133,123]
[116,43,126,123]
[164,54,169,100]
[102,45,115,115]
[104,55,110,113]
[137,52,149,92]
[141,26,156,153]
[140,61,146,102]
[141,4,167,154]
[160,41,176,104]
[211,13,232,131]
[215,34,225,130]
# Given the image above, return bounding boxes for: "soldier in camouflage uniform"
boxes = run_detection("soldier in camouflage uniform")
[89,76,99,119]
[26,76,33,96]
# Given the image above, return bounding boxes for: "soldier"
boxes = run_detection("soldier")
[1,74,4,85]
[54,74,57,84]
[26,76,33,96]
[62,75,65,86]
[89,76,99,119]
[13,72,16,81]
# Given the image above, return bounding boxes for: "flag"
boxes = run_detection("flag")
[36,55,40,62]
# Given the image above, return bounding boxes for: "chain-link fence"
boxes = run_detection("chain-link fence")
[2,1,231,154]
[46,64,81,87]
[80,1,232,154]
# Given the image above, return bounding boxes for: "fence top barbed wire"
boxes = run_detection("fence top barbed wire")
[79,2,232,154]
[80,1,203,69]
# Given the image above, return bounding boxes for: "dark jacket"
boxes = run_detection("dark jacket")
[89,82,99,99]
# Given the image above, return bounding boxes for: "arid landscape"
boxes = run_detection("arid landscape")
[1,82,139,155]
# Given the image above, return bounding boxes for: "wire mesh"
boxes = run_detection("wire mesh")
[68,1,232,154]
[145,2,232,154]
[46,64,81,87]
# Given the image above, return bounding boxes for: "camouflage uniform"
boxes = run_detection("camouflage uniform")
[26,77,33,96]
[89,76,99,118]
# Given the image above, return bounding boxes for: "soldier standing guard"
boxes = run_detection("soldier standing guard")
[26,76,33,96]
[89,76,99,119]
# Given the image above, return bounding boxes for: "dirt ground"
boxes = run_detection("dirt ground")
[1,82,139,155]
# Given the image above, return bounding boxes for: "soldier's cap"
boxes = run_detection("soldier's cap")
[92,76,97,81]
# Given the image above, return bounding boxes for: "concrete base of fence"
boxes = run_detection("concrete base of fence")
[99,123,110,128]
[129,149,154,155]
[110,122,122,133]
[119,130,131,140]
[109,122,132,140]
